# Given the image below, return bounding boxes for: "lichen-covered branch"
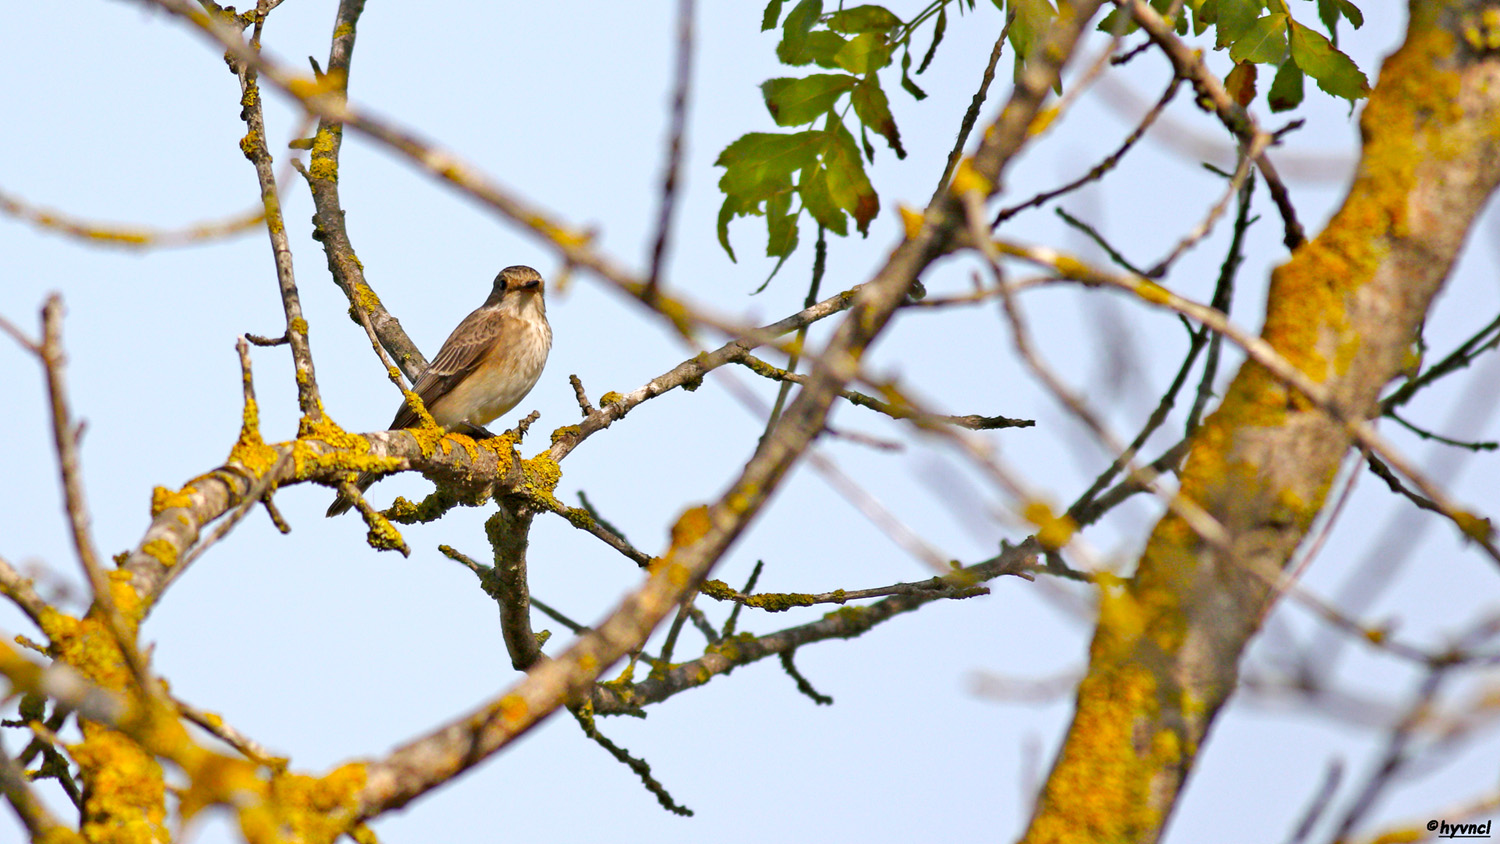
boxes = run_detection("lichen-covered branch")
[487,502,542,671]
[121,413,533,613]
[300,0,431,382]
[0,186,263,250]
[212,0,325,423]
[592,541,1039,714]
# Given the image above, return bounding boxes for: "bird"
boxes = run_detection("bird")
[326,265,552,517]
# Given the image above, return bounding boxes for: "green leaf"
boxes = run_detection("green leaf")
[765,187,800,258]
[1096,9,1139,35]
[776,0,823,65]
[1008,0,1058,62]
[1336,0,1363,28]
[717,131,824,200]
[833,31,893,74]
[799,163,848,235]
[716,131,826,258]
[1315,0,1339,43]
[762,75,858,127]
[762,0,785,31]
[900,49,928,100]
[917,4,945,73]
[851,76,906,159]
[827,4,902,33]
[717,200,741,261]
[1213,0,1259,49]
[1189,0,1210,35]
[802,31,851,68]
[1229,14,1287,64]
[822,122,879,235]
[1289,18,1369,99]
[1268,57,1305,111]
[1150,0,1186,32]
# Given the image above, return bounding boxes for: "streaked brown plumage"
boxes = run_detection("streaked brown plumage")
[326,265,551,517]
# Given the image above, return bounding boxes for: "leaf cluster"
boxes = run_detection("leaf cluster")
[717,1,965,267]
[1105,0,1368,111]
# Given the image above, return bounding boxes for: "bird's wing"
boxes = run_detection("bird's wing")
[389,305,506,430]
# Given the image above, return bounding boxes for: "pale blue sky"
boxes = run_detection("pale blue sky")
[3,3,1498,842]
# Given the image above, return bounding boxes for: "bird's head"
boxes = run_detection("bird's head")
[487,265,546,314]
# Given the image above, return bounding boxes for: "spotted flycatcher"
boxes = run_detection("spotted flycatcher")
[326,265,552,516]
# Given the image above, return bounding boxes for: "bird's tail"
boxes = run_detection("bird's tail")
[326,471,378,517]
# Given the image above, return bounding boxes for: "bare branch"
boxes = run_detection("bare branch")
[0,186,263,249]
[643,0,694,298]
[211,0,324,422]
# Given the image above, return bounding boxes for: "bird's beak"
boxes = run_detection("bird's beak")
[519,279,542,291]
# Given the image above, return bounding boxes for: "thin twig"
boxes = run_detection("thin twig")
[736,353,1032,430]
[175,696,283,766]
[929,20,1010,204]
[1120,0,1304,249]
[1329,664,1450,840]
[570,706,692,816]
[1186,173,1255,431]
[569,374,595,416]
[701,570,993,610]
[1282,760,1342,844]
[720,560,763,639]
[0,556,48,627]
[1066,172,1254,524]
[39,298,156,694]
[976,210,1235,552]
[758,227,826,451]
[1383,312,1500,411]
[213,0,323,422]
[779,650,833,705]
[996,77,1182,224]
[168,339,289,584]
[1144,131,1266,278]
[643,0,694,299]
[0,187,263,249]
[0,734,67,841]
[994,240,1500,566]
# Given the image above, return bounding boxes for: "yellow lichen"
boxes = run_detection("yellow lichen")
[237,764,366,844]
[39,610,131,691]
[577,652,599,675]
[363,512,407,555]
[1023,499,1077,551]
[897,204,924,239]
[1028,104,1059,137]
[1025,661,1162,843]
[140,538,178,568]
[520,452,564,509]
[497,694,529,727]
[149,484,196,517]
[70,727,169,844]
[949,157,992,197]
[1133,279,1172,306]
[665,505,712,561]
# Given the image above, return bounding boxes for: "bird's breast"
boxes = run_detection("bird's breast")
[429,316,551,428]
